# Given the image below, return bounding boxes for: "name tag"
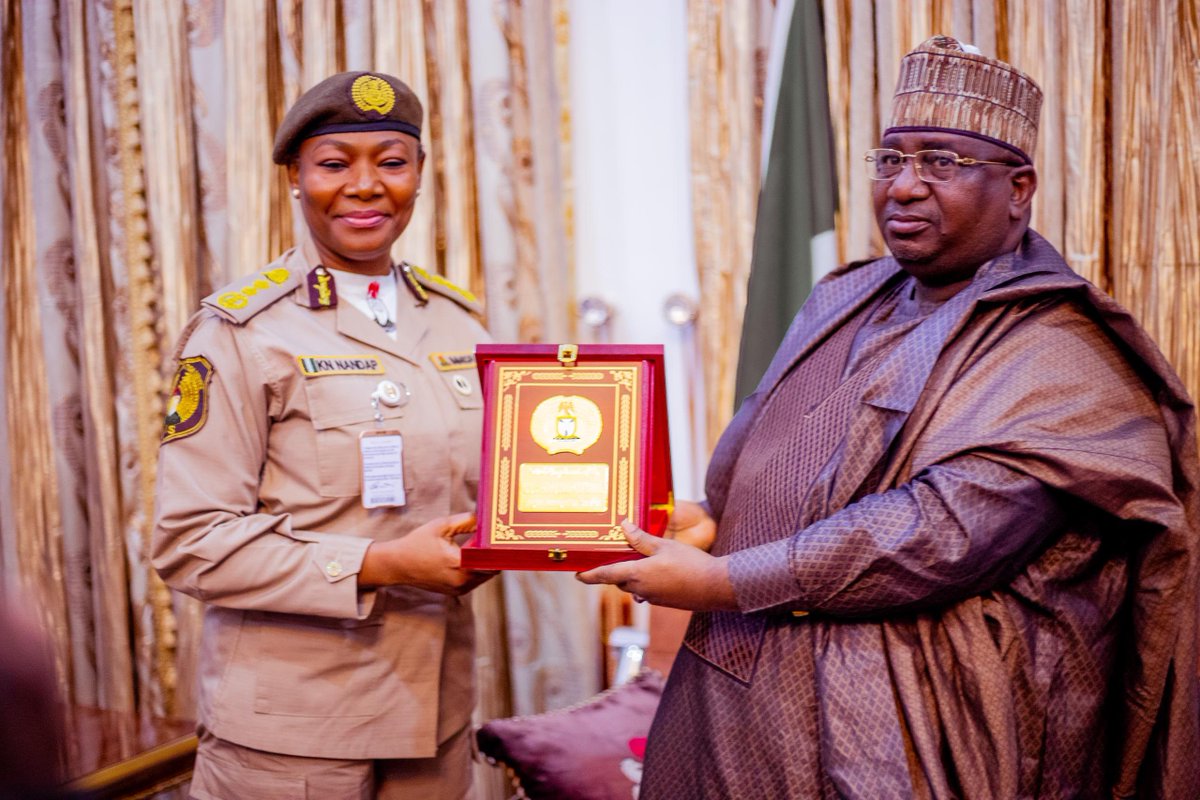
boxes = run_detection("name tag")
[297,354,385,377]
[360,430,407,508]
[428,351,476,371]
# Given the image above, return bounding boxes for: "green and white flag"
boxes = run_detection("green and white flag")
[735,0,837,399]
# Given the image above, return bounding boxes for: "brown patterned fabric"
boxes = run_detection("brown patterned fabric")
[686,283,898,683]
[642,231,1200,799]
[887,36,1043,164]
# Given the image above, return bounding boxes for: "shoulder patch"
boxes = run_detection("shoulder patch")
[202,265,300,324]
[403,262,482,315]
[162,356,214,443]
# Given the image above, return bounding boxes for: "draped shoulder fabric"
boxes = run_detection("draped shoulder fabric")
[642,231,1200,799]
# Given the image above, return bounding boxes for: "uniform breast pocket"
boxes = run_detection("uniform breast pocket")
[426,366,483,505]
[434,367,483,410]
[303,375,407,498]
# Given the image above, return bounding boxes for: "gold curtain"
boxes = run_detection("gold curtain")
[822,0,1200,411]
[479,0,603,740]
[131,0,204,715]
[64,0,136,717]
[2,0,71,708]
[686,0,775,449]
[1109,0,1200,411]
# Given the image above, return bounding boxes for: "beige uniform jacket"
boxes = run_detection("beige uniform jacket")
[152,245,488,760]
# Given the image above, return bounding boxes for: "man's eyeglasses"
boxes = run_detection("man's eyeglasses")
[864,148,1019,183]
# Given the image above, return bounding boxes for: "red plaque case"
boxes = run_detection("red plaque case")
[462,344,674,571]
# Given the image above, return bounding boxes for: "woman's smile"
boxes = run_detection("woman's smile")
[337,209,390,229]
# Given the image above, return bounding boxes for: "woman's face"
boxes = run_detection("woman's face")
[288,130,424,275]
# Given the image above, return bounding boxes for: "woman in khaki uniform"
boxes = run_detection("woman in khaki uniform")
[152,72,493,799]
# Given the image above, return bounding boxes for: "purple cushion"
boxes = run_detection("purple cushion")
[475,670,664,800]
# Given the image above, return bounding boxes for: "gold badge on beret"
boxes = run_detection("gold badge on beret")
[351,75,396,117]
[162,356,214,443]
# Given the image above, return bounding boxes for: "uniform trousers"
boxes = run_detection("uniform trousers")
[189,724,473,800]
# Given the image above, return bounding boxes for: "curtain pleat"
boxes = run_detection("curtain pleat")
[517,0,572,339]
[497,0,543,342]
[551,0,575,334]
[2,0,72,707]
[122,0,188,720]
[423,0,476,290]
[302,0,341,89]
[134,1,201,345]
[1061,0,1107,289]
[224,2,282,276]
[686,0,767,447]
[1110,0,1200,412]
[63,0,136,714]
[373,0,439,272]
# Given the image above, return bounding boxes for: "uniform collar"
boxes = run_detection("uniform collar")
[287,244,429,366]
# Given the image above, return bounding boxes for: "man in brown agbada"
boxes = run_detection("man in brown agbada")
[581,37,1200,798]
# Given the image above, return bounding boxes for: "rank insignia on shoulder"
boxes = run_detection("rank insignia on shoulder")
[402,262,483,315]
[216,268,291,310]
[162,356,214,443]
[399,263,430,305]
[429,351,476,371]
[204,265,299,323]
[306,266,338,309]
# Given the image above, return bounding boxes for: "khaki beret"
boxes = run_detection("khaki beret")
[272,71,423,164]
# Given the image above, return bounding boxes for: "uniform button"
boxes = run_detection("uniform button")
[325,560,344,578]
[452,375,472,395]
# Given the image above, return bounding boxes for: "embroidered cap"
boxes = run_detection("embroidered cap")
[886,36,1042,164]
[272,71,423,164]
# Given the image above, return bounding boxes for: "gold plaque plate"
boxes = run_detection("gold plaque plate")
[517,462,610,513]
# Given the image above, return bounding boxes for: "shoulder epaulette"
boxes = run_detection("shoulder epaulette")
[202,265,301,324]
[402,262,483,316]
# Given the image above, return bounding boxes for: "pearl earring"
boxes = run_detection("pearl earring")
[291,187,300,199]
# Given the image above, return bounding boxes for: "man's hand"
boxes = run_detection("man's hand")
[359,512,496,595]
[665,500,717,552]
[576,520,738,611]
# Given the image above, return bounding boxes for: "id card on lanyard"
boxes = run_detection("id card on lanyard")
[359,381,410,508]
[360,430,406,508]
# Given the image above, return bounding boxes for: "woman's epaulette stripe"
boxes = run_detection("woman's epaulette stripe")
[201,266,301,324]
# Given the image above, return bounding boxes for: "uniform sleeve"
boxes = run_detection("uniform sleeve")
[727,299,1177,616]
[151,313,375,620]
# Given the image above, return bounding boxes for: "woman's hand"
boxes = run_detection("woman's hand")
[359,512,496,595]
[665,500,717,552]
[576,520,738,611]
